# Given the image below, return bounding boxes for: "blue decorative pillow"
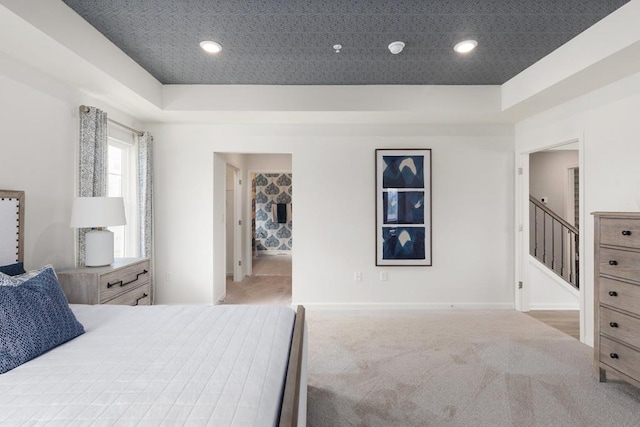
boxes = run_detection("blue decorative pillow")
[0,266,85,374]
[0,265,53,287]
[0,262,26,276]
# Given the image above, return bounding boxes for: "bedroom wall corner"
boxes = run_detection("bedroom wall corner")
[0,52,150,273]
[0,74,76,270]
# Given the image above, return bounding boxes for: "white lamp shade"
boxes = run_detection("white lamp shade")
[70,197,126,228]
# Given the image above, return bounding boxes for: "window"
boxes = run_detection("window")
[107,138,138,258]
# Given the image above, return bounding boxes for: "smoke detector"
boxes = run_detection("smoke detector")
[388,41,405,54]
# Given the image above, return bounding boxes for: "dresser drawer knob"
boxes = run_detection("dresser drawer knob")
[609,322,619,328]
[609,291,618,297]
[610,353,619,359]
[622,230,632,236]
[609,260,618,266]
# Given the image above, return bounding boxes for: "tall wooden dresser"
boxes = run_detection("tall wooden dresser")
[594,212,640,388]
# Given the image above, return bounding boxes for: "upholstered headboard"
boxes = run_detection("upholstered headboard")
[0,190,24,265]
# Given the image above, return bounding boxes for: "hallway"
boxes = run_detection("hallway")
[224,255,292,305]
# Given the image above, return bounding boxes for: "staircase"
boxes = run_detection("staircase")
[529,195,579,289]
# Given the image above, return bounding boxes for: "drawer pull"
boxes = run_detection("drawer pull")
[609,322,619,328]
[134,293,149,306]
[622,230,632,236]
[609,260,618,266]
[107,269,149,288]
[609,291,618,297]
[610,353,619,359]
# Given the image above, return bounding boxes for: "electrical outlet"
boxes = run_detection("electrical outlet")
[380,271,388,281]
[354,271,362,282]
[166,272,173,281]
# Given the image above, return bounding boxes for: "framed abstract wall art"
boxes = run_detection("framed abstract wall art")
[375,149,432,266]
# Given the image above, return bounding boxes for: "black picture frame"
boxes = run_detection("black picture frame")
[375,149,432,266]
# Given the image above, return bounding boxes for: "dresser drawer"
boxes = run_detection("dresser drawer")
[600,336,640,380]
[105,283,150,306]
[99,261,150,302]
[600,306,640,347]
[601,218,640,249]
[599,277,640,314]
[599,248,640,283]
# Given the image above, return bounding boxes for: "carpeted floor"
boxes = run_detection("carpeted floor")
[305,309,640,426]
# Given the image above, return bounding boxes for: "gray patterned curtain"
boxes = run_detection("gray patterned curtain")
[137,132,154,301]
[77,106,108,266]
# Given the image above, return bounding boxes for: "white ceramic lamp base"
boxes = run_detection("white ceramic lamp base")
[85,229,114,267]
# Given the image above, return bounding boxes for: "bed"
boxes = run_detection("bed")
[0,190,307,426]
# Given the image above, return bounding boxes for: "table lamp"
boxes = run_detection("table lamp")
[71,197,126,267]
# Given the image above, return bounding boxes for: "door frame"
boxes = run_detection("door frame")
[565,164,579,228]
[226,163,243,283]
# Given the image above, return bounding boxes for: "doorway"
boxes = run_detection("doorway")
[225,171,293,305]
[219,154,293,306]
[517,139,586,343]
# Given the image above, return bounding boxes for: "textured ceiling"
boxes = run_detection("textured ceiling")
[61,0,630,86]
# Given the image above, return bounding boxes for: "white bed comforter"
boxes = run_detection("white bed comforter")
[0,304,296,426]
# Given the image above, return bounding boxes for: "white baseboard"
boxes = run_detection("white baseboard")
[528,305,579,310]
[216,292,226,304]
[256,251,291,256]
[295,302,515,310]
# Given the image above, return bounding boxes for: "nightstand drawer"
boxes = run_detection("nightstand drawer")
[57,258,151,305]
[600,218,640,249]
[105,283,150,306]
[599,277,640,314]
[600,306,640,347]
[600,336,640,380]
[99,260,150,302]
[599,248,640,283]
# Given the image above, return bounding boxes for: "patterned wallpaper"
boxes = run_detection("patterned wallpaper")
[254,173,292,252]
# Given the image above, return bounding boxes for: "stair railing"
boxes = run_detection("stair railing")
[529,195,579,289]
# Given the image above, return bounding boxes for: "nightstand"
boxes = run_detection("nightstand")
[58,258,151,305]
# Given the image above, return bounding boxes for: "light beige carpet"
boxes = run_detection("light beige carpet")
[306,310,640,426]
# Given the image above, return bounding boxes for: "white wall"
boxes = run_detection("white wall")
[529,150,578,220]
[247,153,292,172]
[516,70,640,345]
[0,74,75,270]
[0,55,145,272]
[150,122,515,307]
[529,258,579,310]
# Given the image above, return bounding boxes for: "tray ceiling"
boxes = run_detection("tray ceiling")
[61,0,630,85]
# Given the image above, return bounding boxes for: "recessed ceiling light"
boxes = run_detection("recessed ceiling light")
[454,40,477,54]
[333,44,342,53]
[388,41,405,54]
[200,40,222,54]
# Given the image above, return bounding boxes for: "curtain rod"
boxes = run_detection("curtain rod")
[108,118,144,137]
[80,105,144,136]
